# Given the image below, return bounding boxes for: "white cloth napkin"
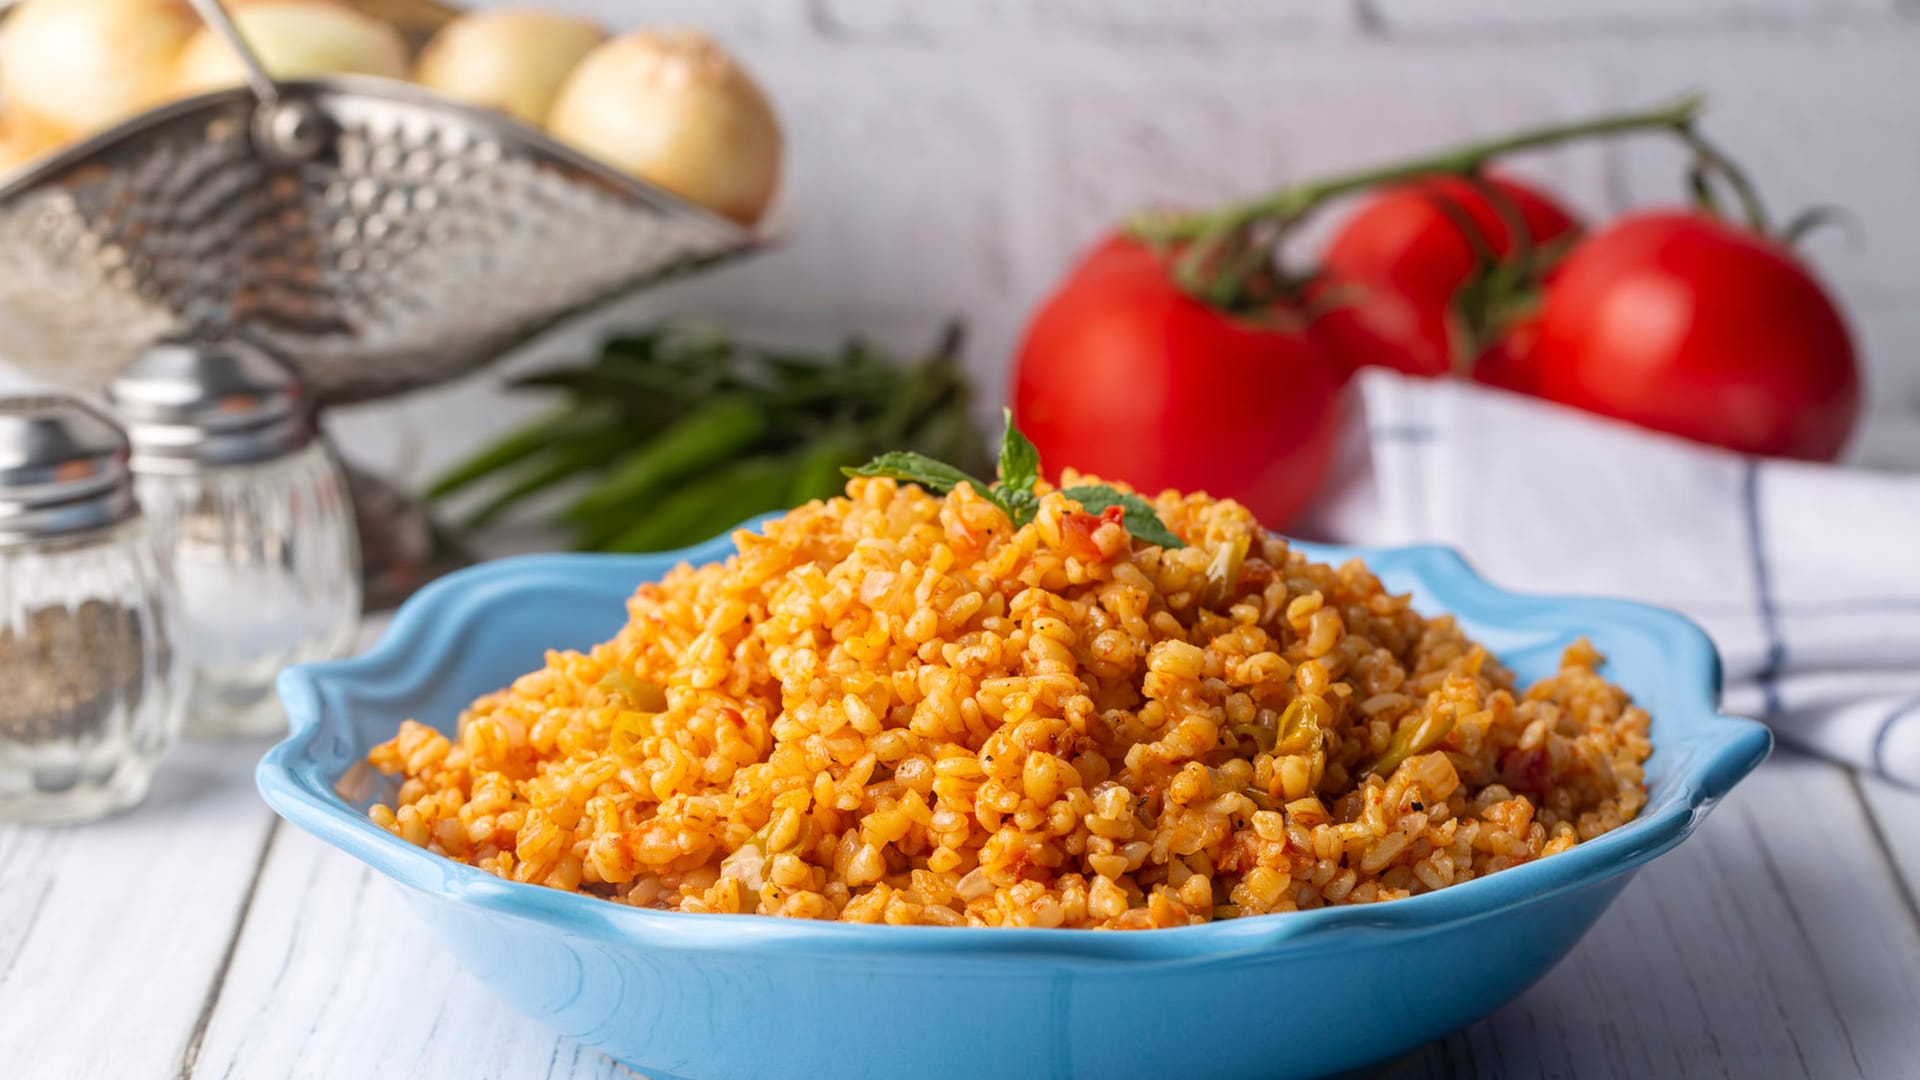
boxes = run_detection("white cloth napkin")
[1306,371,1920,787]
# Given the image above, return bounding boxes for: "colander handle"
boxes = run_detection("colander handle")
[185,0,280,108]
[185,0,335,167]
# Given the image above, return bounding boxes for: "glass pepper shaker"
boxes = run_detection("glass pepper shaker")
[108,340,362,739]
[0,395,187,823]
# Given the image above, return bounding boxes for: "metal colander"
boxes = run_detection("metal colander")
[0,2,760,405]
[0,0,768,604]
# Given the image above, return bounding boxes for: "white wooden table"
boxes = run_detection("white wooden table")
[4,736,1917,1079]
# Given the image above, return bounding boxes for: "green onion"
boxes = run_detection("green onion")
[430,319,994,552]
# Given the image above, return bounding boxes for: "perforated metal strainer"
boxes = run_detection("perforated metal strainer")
[0,0,761,404]
[0,0,767,604]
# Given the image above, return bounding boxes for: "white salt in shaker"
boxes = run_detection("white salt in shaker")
[108,340,361,738]
[0,396,187,822]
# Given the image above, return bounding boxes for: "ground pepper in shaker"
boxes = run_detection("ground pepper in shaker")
[0,395,187,824]
[108,340,362,739]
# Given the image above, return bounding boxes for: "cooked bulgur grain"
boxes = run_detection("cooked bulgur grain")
[368,478,1651,928]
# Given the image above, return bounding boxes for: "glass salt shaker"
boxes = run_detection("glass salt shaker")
[108,340,362,739]
[0,396,187,823]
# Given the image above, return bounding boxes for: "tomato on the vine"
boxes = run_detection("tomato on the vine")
[1011,235,1343,530]
[1311,175,1580,378]
[1531,211,1859,461]
[1472,311,1545,396]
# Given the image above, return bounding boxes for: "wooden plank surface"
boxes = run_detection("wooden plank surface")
[187,826,631,1080]
[0,739,276,1080]
[1389,752,1920,1080]
[1858,774,1920,925]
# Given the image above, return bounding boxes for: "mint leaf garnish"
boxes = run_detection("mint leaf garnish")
[994,407,1041,497]
[1058,485,1185,549]
[842,451,986,493]
[844,452,1014,518]
[845,416,1184,547]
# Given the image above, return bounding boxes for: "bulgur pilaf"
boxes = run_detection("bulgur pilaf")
[369,477,1651,928]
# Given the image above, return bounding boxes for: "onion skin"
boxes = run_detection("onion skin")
[0,0,197,138]
[173,0,409,95]
[547,30,782,226]
[415,10,607,127]
[0,109,66,175]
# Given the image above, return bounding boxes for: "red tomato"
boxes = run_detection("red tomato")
[1313,175,1580,377]
[1012,235,1342,530]
[1532,211,1859,461]
[1472,311,1544,396]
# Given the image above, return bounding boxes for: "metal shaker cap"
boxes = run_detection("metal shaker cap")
[106,339,315,474]
[0,395,140,546]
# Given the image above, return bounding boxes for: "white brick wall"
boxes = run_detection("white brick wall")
[1372,0,1898,30]
[9,1,1917,480]
[405,0,1909,480]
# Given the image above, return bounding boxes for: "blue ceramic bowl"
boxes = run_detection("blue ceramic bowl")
[260,524,1770,1080]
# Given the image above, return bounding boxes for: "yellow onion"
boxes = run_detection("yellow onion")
[0,0,197,138]
[414,10,606,126]
[0,109,66,175]
[546,30,782,226]
[174,0,409,95]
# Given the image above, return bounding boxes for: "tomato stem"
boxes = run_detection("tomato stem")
[1778,205,1858,250]
[1675,124,1770,234]
[1130,94,1707,248]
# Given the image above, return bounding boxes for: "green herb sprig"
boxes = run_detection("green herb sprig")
[844,410,1185,548]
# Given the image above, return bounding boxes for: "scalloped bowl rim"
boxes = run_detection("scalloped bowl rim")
[259,521,1771,963]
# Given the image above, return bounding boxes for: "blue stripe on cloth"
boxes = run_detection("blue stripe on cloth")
[1368,424,1438,443]
[1873,696,1920,780]
[1742,460,1787,718]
